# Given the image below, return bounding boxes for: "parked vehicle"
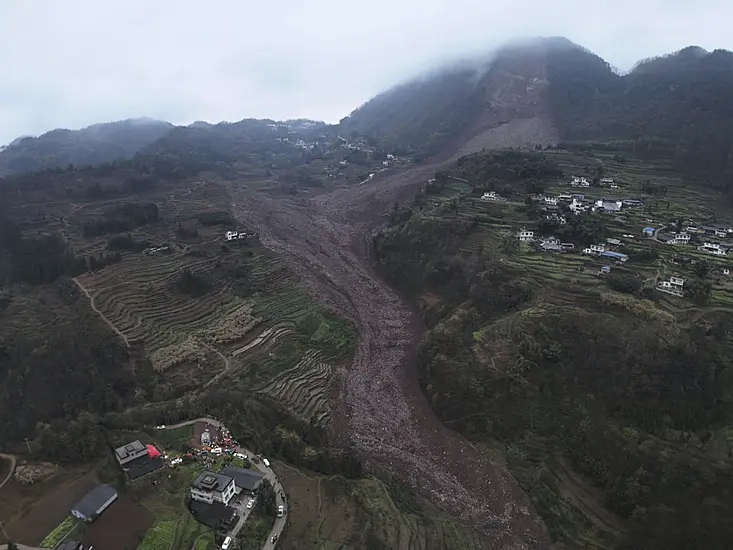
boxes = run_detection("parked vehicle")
[277,505,284,518]
[221,537,232,550]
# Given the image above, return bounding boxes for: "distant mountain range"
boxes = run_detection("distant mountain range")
[0,118,173,176]
[3,38,733,177]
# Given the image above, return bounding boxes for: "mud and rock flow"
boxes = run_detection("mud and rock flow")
[231,163,551,549]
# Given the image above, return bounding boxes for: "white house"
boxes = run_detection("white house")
[699,242,727,256]
[570,176,590,187]
[191,471,237,506]
[657,276,685,297]
[671,232,690,245]
[595,198,623,212]
[543,196,558,206]
[517,228,535,242]
[569,198,588,214]
[386,154,395,161]
[225,231,239,241]
[382,160,389,167]
[715,229,727,238]
[583,244,605,255]
[481,191,498,201]
[339,160,349,167]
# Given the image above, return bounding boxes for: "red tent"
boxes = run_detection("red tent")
[146,444,161,458]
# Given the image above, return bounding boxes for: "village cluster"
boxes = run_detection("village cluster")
[477,174,733,301]
[51,422,281,550]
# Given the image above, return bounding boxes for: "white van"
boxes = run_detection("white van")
[263,458,271,468]
[221,536,232,550]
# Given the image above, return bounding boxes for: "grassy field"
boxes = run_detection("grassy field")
[239,513,272,550]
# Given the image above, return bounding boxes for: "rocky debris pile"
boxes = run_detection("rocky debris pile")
[229,162,551,549]
[14,464,54,485]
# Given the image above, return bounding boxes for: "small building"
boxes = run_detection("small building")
[569,198,588,214]
[191,471,237,506]
[600,265,611,274]
[606,238,622,246]
[225,231,239,241]
[386,154,395,160]
[657,275,685,297]
[600,178,615,186]
[382,160,389,167]
[71,484,118,522]
[672,232,690,245]
[543,196,558,206]
[114,441,148,466]
[643,227,655,237]
[115,440,164,480]
[590,244,606,254]
[201,429,211,445]
[595,198,622,213]
[539,237,562,252]
[481,191,498,201]
[600,251,629,263]
[699,242,727,256]
[339,160,348,167]
[570,176,589,187]
[622,199,643,207]
[517,228,535,243]
[218,467,265,495]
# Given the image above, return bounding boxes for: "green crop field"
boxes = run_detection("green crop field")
[39,515,77,549]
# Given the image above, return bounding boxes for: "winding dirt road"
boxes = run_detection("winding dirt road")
[230,163,550,549]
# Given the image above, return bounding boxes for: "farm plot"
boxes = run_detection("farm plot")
[0,469,97,546]
[259,349,334,424]
[83,496,154,550]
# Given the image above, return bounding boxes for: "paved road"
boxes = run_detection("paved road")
[162,418,287,549]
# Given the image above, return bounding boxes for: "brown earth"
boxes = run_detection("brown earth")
[0,469,97,545]
[82,496,154,550]
[230,156,551,548]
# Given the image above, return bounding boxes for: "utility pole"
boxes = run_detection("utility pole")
[24,438,31,454]
[0,521,9,543]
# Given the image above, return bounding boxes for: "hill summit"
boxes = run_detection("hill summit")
[340,37,733,174]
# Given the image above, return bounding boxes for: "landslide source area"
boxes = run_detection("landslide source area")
[231,162,550,549]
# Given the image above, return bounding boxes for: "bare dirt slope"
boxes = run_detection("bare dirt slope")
[230,163,550,549]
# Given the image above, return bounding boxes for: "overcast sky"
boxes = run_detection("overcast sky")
[1,0,731,144]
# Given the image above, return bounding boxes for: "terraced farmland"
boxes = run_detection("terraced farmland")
[259,349,334,424]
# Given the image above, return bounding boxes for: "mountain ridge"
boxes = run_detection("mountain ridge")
[340,38,733,174]
[0,118,173,176]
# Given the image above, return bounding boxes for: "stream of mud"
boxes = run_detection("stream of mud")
[231,166,550,549]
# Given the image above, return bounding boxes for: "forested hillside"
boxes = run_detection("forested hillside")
[339,66,486,157]
[341,39,733,179]
[375,149,733,549]
[0,118,172,175]
[547,45,733,176]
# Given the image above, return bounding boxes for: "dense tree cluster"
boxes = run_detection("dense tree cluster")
[83,202,159,237]
[546,44,733,180]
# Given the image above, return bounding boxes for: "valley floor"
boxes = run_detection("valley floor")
[230,165,551,548]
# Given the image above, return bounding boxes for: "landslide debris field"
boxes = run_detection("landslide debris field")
[231,160,551,548]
